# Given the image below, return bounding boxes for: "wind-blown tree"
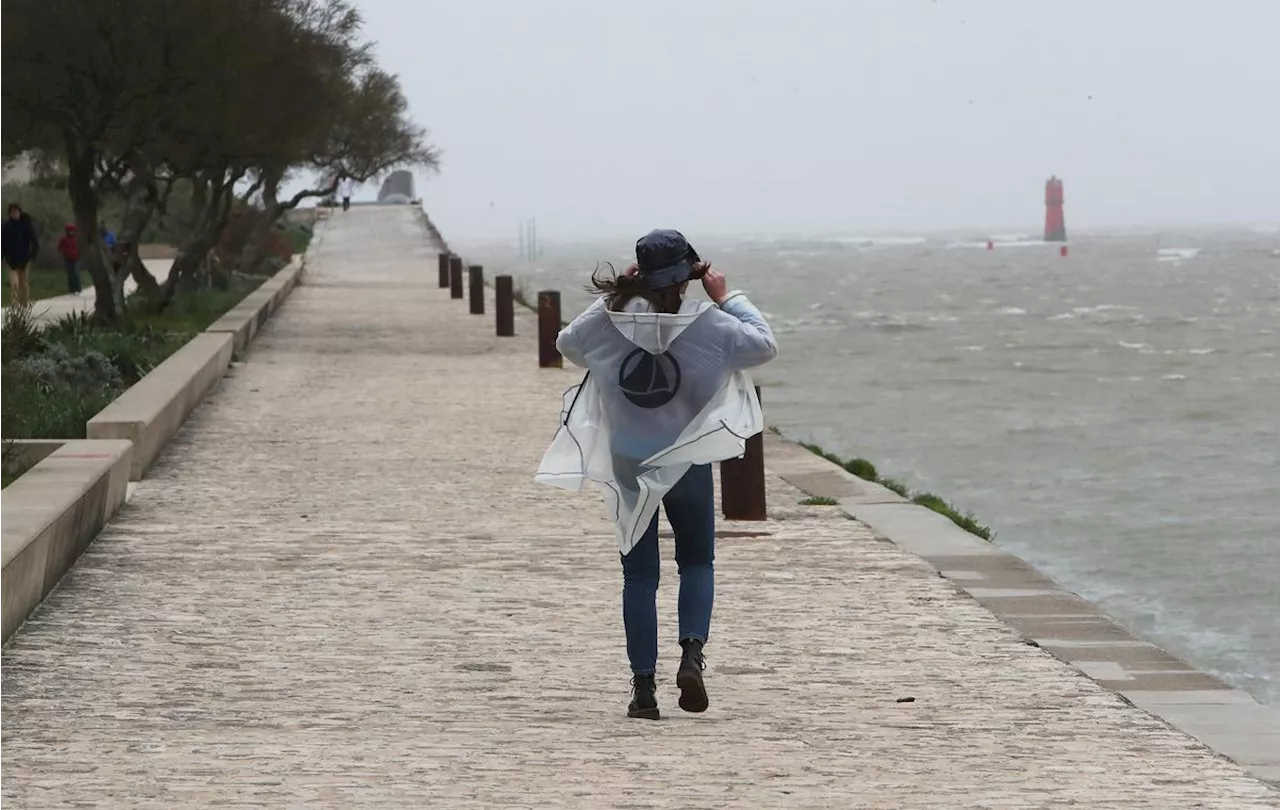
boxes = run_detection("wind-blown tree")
[1,0,199,320]
[2,0,437,320]
[237,66,441,274]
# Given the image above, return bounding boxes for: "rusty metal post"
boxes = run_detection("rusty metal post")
[720,386,766,521]
[537,291,562,368]
[449,256,464,299]
[438,253,450,288]
[495,276,515,337]
[468,265,485,314]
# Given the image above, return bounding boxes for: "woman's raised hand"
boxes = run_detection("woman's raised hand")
[698,263,729,304]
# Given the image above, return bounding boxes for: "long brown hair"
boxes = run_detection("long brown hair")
[588,262,685,313]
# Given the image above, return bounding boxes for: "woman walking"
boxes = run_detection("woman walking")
[537,229,777,719]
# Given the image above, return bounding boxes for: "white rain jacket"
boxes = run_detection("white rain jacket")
[535,291,778,554]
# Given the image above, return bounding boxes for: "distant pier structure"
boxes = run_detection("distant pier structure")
[1044,176,1067,242]
[378,170,415,204]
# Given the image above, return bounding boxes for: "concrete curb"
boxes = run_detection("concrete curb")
[765,433,1280,787]
[86,333,235,481]
[1,440,132,641]
[206,261,303,357]
[4,439,67,473]
[84,260,305,481]
[1,258,307,642]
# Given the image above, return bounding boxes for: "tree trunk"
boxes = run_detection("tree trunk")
[237,167,285,274]
[237,205,282,274]
[115,183,162,301]
[63,138,119,323]
[156,170,239,310]
[129,256,162,297]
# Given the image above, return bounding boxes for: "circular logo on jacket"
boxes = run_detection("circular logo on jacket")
[618,348,682,408]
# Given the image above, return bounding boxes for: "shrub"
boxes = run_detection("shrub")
[212,213,311,274]
[258,256,289,275]
[281,222,312,256]
[0,360,19,473]
[2,304,43,360]
[13,342,122,391]
[842,457,878,481]
[3,371,120,440]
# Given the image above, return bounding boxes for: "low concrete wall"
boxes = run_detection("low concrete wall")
[205,262,303,357]
[1,440,132,641]
[764,432,1280,785]
[86,333,234,481]
[4,439,67,473]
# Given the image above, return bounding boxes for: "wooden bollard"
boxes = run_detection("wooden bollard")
[537,291,562,368]
[449,256,464,299]
[468,265,485,315]
[438,253,450,288]
[495,276,515,337]
[720,386,766,521]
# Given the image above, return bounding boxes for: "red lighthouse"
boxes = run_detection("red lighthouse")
[1044,176,1066,242]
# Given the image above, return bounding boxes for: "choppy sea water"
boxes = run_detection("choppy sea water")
[460,229,1280,704]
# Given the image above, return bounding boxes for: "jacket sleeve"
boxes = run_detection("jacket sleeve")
[717,292,778,369]
[555,299,604,368]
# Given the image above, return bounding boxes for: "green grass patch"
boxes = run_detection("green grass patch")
[1,266,89,306]
[911,492,994,541]
[877,476,911,498]
[802,442,878,482]
[800,496,839,506]
[796,439,994,540]
[125,275,263,334]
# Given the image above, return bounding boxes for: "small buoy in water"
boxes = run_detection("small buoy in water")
[1060,245,1069,257]
[986,240,994,250]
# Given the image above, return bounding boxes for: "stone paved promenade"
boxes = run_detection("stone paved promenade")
[2,207,1277,808]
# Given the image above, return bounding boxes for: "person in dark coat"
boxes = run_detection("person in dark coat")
[2,203,41,305]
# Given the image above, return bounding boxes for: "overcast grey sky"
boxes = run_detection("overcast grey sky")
[350,0,1280,239]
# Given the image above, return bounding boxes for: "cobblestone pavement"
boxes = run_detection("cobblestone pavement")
[3,206,1276,808]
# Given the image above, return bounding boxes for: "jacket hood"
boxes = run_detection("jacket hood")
[606,297,713,355]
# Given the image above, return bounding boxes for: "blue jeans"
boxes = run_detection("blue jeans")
[64,258,81,294]
[620,464,715,675]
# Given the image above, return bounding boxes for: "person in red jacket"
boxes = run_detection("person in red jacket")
[56,223,82,295]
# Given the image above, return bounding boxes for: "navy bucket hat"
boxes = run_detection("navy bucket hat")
[635,229,701,290]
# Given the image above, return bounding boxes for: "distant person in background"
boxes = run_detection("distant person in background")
[2,203,40,305]
[57,223,82,295]
[338,175,355,212]
[99,223,116,251]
